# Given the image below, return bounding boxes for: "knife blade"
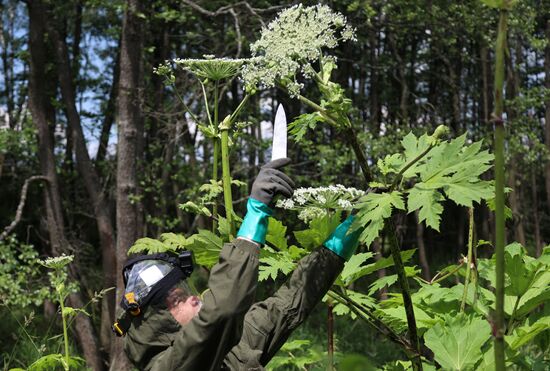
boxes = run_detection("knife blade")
[272,104,287,161]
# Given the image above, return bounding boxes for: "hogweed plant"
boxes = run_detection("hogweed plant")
[135,4,550,370]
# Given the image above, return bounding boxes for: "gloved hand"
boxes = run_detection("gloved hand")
[323,215,362,261]
[237,158,294,245]
[249,158,294,207]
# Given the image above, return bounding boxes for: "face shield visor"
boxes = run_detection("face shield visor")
[121,251,194,315]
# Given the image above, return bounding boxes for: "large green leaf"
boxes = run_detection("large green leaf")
[407,187,444,231]
[339,252,374,284]
[504,242,540,297]
[294,212,341,250]
[329,289,376,319]
[266,217,288,251]
[288,112,325,141]
[508,317,550,350]
[259,255,295,281]
[352,191,405,246]
[424,313,491,370]
[405,135,493,230]
[185,229,223,268]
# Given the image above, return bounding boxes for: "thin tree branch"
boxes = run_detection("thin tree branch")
[0,175,50,241]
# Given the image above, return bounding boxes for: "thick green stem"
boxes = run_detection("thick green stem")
[212,139,219,232]
[211,81,220,232]
[385,222,422,371]
[220,119,235,237]
[461,208,475,312]
[58,293,70,370]
[493,8,508,371]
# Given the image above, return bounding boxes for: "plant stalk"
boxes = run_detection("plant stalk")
[493,8,508,371]
[327,298,334,371]
[327,290,415,355]
[385,222,422,371]
[58,292,70,370]
[211,81,221,231]
[461,208,475,312]
[220,116,235,237]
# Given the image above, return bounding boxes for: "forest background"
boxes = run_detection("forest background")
[0,0,549,370]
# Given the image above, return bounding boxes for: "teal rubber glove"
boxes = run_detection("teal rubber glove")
[323,215,362,260]
[237,198,273,245]
[237,158,294,245]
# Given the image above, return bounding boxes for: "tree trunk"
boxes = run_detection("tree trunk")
[27,2,103,370]
[111,0,144,368]
[48,15,117,355]
[96,46,120,163]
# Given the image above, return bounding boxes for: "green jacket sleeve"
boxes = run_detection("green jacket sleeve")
[125,238,260,371]
[223,246,344,369]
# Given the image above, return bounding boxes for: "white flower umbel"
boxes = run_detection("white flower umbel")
[276,184,365,222]
[242,4,356,96]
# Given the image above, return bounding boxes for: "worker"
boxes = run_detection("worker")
[115,158,361,370]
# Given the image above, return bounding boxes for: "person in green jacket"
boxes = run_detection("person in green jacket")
[119,158,361,370]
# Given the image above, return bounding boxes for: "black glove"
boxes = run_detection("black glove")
[250,158,295,207]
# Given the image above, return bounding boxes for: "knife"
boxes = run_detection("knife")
[272,104,287,161]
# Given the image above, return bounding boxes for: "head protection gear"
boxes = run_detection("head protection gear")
[112,251,193,336]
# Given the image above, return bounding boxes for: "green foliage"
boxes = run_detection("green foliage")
[267,339,324,370]
[424,313,491,370]
[288,112,325,142]
[480,0,518,10]
[26,354,85,371]
[352,191,405,246]
[259,218,307,281]
[0,237,49,307]
[364,132,494,233]
[293,212,342,249]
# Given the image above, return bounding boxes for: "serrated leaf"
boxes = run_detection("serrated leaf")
[508,316,550,350]
[288,112,325,141]
[294,212,341,250]
[266,217,288,250]
[217,216,231,239]
[329,289,376,320]
[504,242,540,297]
[378,153,404,176]
[424,313,491,371]
[353,191,405,247]
[407,187,444,230]
[340,252,374,284]
[185,229,223,268]
[402,135,495,213]
[160,233,190,249]
[368,266,419,295]
[400,132,433,178]
[128,237,174,254]
[259,256,295,281]
[346,249,416,284]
